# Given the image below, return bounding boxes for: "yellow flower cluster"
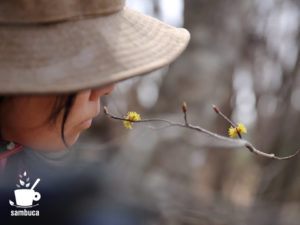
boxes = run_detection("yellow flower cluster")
[228,123,247,138]
[123,111,141,129]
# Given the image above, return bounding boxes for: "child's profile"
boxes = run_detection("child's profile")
[0,85,114,151]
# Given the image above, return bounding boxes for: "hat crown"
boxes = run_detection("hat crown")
[0,0,125,24]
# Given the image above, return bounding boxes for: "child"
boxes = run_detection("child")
[0,0,189,162]
[0,0,190,224]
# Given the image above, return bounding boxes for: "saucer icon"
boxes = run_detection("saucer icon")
[9,171,41,208]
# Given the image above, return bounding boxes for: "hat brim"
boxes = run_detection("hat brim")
[0,7,190,95]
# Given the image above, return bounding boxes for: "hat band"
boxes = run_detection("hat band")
[0,0,125,24]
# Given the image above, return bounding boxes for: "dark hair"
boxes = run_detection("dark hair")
[0,94,77,149]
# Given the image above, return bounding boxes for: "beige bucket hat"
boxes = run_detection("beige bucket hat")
[0,0,190,95]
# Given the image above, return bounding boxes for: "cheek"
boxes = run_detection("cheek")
[62,92,100,138]
[63,91,92,129]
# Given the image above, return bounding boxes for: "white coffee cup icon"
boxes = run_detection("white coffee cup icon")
[14,189,41,206]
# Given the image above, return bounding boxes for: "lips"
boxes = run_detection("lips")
[79,119,92,128]
[79,110,99,129]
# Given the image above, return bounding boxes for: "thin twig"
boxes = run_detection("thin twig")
[103,106,299,160]
[212,105,236,127]
[182,102,188,125]
[212,105,242,139]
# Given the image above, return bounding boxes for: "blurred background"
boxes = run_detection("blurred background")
[73,0,300,224]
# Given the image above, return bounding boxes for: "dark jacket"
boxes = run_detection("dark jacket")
[0,141,157,225]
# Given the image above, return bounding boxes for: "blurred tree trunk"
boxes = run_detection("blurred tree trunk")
[251,34,300,225]
[182,0,243,197]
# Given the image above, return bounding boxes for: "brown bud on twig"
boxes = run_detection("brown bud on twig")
[212,104,219,113]
[212,104,237,128]
[103,106,108,115]
[182,102,187,113]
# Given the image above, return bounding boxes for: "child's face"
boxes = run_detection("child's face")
[0,85,114,151]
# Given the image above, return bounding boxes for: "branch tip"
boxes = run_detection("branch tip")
[182,102,187,113]
[103,106,108,114]
[212,104,219,113]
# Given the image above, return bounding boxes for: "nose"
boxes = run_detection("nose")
[89,84,115,101]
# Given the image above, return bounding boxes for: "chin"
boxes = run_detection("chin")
[65,132,81,147]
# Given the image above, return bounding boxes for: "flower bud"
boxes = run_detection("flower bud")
[103,106,108,114]
[212,105,219,113]
[182,102,187,113]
